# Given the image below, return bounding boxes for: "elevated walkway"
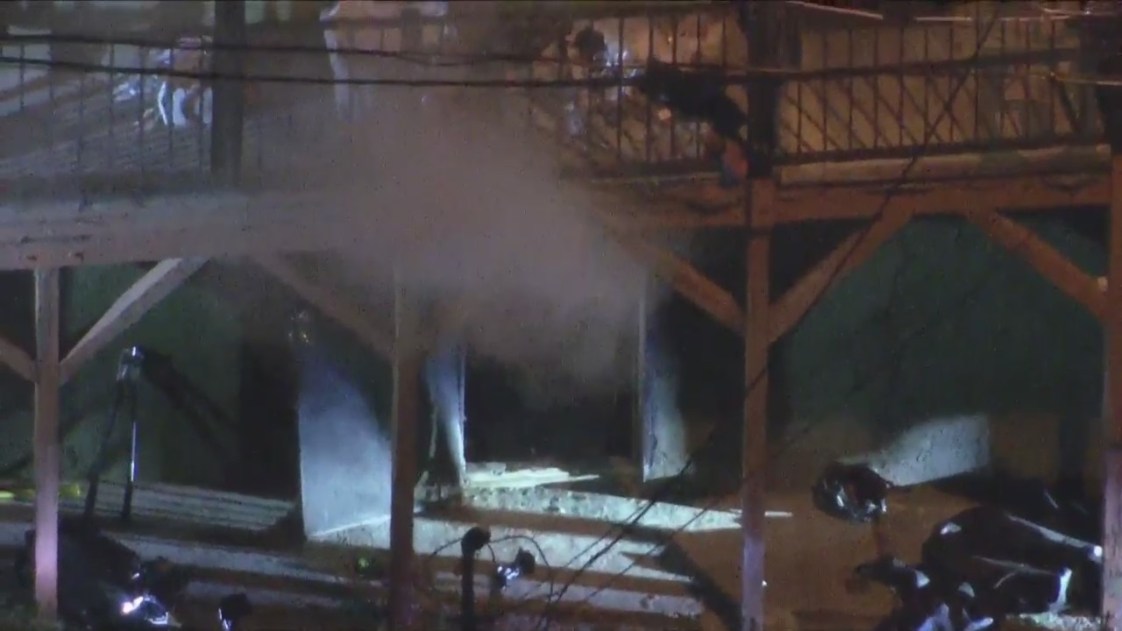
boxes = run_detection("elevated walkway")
[0,2,1108,233]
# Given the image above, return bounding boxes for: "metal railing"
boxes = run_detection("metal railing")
[0,3,1110,203]
[776,11,1107,165]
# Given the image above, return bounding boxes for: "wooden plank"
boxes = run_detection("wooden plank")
[60,258,207,383]
[32,267,60,621]
[964,210,1106,321]
[778,145,1111,187]
[0,190,375,270]
[389,272,422,631]
[0,332,34,382]
[768,210,912,343]
[769,172,1110,223]
[1103,153,1122,624]
[618,236,744,338]
[252,255,393,359]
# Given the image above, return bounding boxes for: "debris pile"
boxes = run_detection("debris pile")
[812,463,1103,630]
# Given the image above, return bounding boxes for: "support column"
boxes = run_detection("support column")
[1099,54,1122,628]
[1103,150,1122,628]
[33,268,60,620]
[741,3,781,628]
[390,273,422,631]
[210,0,246,185]
[635,276,687,482]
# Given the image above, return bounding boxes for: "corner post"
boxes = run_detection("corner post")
[390,270,422,630]
[1098,53,1122,627]
[33,267,61,621]
[740,3,781,629]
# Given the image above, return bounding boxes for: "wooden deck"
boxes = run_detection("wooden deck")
[0,478,729,629]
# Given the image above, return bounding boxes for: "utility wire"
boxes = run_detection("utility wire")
[0,55,650,89]
[3,51,1117,95]
[530,8,1002,630]
[1,31,570,68]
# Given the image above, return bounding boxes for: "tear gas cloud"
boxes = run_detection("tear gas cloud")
[298,85,665,395]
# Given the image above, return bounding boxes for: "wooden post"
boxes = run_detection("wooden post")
[741,4,780,629]
[1103,152,1122,628]
[389,272,421,630]
[210,0,246,185]
[1099,55,1122,628]
[33,268,60,620]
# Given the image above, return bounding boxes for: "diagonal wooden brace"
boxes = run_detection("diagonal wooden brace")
[965,209,1106,321]
[252,255,394,359]
[60,258,208,384]
[769,210,913,343]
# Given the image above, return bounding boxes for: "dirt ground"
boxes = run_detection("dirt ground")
[0,411,1103,630]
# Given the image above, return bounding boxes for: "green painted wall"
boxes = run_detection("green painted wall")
[772,218,1105,487]
[0,265,242,490]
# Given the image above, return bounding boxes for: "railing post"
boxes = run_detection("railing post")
[210,0,246,186]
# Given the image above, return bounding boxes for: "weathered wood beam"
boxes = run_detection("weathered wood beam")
[1103,153,1122,623]
[0,190,372,270]
[606,206,747,231]
[33,268,60,621]
[60,258,207,384]
[768,173,1109,223]
[252,255,393,359]
[965,210,1106,321]
[0,332,34,382]
[740,2,781,621]
[389,272,421,631]
[769,210,913,343]
[619,236,744,338]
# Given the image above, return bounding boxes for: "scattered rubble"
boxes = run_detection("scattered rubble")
[812,461,1105,630]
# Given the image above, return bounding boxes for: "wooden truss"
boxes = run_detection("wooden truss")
[7,160,1116,627]
[610,158,1119,630]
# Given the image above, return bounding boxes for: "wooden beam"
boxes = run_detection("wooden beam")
[60,258,207,384]
[1103,153,1122,624]
[210,0,246,184]
[965,210,1106,321]
[601,206,747,231]
[252,255,393,359]
[617,236,744,337]
[33,268,60,621]
[389,272,421,631]
[0,332,34,382]
[768,173,1109,224]
[769,210,912,343]
[0,189,375,270]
